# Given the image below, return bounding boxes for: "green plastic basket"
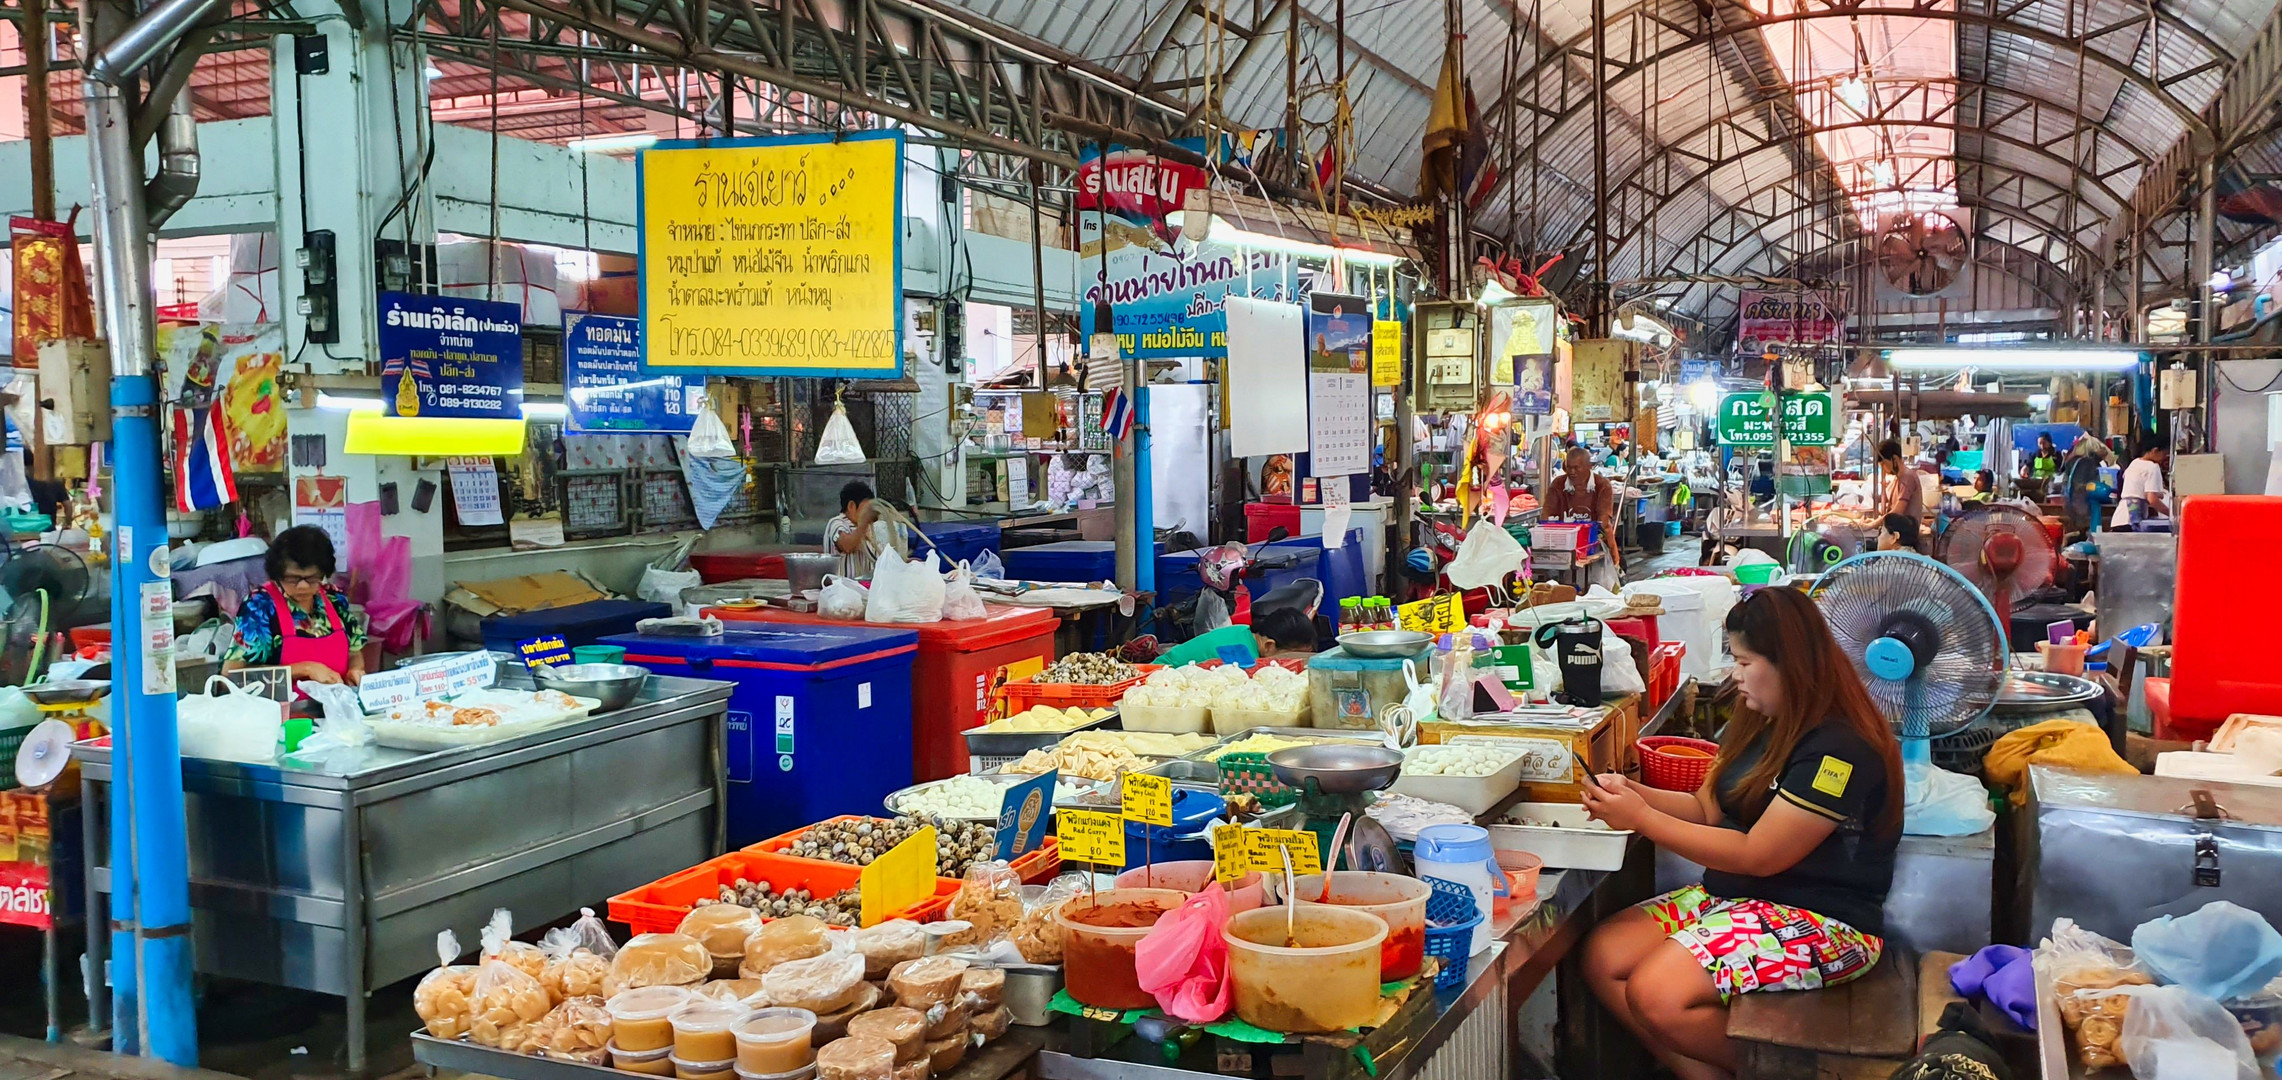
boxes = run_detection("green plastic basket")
[1215,752,1298,808]
[0,724,33,791]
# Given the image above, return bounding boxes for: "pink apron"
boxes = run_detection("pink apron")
[266,581,350,680]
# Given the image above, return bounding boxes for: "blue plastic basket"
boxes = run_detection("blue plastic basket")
[1421,876,1483,991]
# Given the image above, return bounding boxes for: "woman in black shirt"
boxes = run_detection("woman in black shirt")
[1578,587,1905,1080]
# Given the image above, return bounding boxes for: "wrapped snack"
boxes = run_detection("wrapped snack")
[846,1006,926,1062]
[742,914,831,978]
[763,949,868,1015]
[945,863,1023,946]
[850,919,926,979]
[2043,919,2153,1069]
[924,1033,967,1074]
[606,933,712,998]
[958,968,1004,1009]
[691,978,767,1005]
[539,907,615,1003]
[816,1035,897,1080]
[414,930,476,1040]
[1013,874,1086,965]
[889,956,969,1011]
[971,1006,1011,1041]
[517,995,612,1061]
[922,998,971,1041]
[680,903,764,978]
[812,982,882,1043]
[470,912,552,1048]
[891,1058,929,1080]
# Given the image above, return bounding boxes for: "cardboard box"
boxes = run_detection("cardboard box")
[1419,698,1629,803]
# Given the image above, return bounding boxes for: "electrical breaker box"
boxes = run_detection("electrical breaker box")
[1412,301,1481,413]
[37,338,110,445]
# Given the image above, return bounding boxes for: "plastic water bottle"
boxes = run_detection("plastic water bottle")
[1414,823,1504,955]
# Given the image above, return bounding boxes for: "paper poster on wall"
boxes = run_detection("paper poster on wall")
[639,130,905,378]
[1223,296,1308,458]
[447,456,505,525]
[291,474,349,561]
[1306,293,1371,476]
[1492,299,1556,398]
[1371,320,1404,387]
[160,322,288,472]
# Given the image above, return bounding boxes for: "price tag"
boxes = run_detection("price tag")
[1056,809,1126,867]
[1213,824,1251,884]
[1398,593,1466,634]
[859,825,937,927]
[995,769,1057,861]
[1244,828,1322,876]
[1121,772,1173,827]
[515,634,574,669]
[1079,1006,1123,1023]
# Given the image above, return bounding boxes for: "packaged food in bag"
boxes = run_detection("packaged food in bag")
[470,913,553,1047]
[971,1006,1012,1041]
[924,1033,967,1074]
[605,933,712,998]
[762,949,867,1014]
[922,997,971,1040]
[539,907,616,1002]
[1013,874,1085,964]
[690,978,766,1005]
[888,956,969,1011]
[890,1058,928,1080]
[844,1007,926,1062]
[478,907,548,983]
[812,982,882,1043]
[679,903,762,978]
[945,862,1023,945]
[515,995,613,1061]
[414,929,477,1039]
[849,918,926,978]
[958,967,1004,1009]
[742,914,832,978]
[815,1035,896,1080]
[2044,919,2154,1069]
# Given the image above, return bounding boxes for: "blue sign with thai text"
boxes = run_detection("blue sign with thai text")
[995,769,1058,861]
[377,292,525,420]
[564,312,696,433]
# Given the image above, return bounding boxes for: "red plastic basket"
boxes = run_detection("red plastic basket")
[998,665,1159,713]
[1637,736,1720,791]
[606,849,958,935]
[745,815,1063,886]
[1646,642,1686,709]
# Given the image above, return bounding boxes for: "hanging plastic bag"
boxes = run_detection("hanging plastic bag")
[972,549,1006,581]
[292,679,372,754]
[1444,518,1529,598]
[867,551,947,624]
[819,574,869,620]
[2132,902,2282,1004]
[686,400,737,459]
[1133,884,1232,1023]
[176,674,284,764]
[942,563,987,622]
[2115,984,2262,1080]
[815,401,867,465]
[680,451,749,530]
[638,566,703,606]
[1903,763,1997,836]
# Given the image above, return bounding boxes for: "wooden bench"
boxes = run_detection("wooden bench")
[1726,950,1966,1080]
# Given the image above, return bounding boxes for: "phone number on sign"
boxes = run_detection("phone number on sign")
[662,324,894,363]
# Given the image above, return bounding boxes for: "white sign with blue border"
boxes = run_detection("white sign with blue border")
[564,312,698,433]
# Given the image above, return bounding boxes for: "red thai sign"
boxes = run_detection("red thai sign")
[1075,147,1210,228]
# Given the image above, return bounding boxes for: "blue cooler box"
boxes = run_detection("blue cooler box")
[1004,540,1117,583]
[606,625,920,847]
[1157,536,1350,608]
[915,520,1001,569]
[481,599,671,654]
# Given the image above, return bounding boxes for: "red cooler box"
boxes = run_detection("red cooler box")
[705,603,1059,780]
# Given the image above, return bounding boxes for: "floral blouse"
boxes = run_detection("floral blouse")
[226,585,369,666]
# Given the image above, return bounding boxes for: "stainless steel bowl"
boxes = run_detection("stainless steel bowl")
[1336,629,1434,659]
[22,679,110,706]
[532,662,650,713]
[1267,743,1404,794]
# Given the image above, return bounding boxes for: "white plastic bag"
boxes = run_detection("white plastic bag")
[867,551,947,624]
[972,550,1006,580]
[686,402,737,459]
[815,402,867,465]
[639,566,702,606]
[1902,763,1996,836]
[293,679,373,753]
[1444,519,1529,598]
[1597,631,1647,696]
[2115,984,2262,1080]
[942,564,987,622]
[1402,658,1438,726]
[177,675,284,763]
[819,574,869,620]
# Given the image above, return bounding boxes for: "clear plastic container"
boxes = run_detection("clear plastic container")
[1055,888,1186,1010]
[1223,905,1388,1033]
[609,985,694,1053]
[731,1007,817,1074]
[611,1042,676,1076]
[1293,871,1431,981]
[733,1068,816,1080]
[670,1000,752,1064]
[1115,861,1266,912]
[673,1056,737,1080]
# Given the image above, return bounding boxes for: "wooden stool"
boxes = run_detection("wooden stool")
[1727,950,1966,1080]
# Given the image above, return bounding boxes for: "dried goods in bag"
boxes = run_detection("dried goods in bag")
[678,902,762,978]
[470,912,551,1048]
[946,862,1023,946]
[887,956,968,1011]
[742,914,832,978]
[605,933,712,998]
[849,919,926,979]
[415,929,476,1040]
[762,949,867,1014]
[539,907,616,1002]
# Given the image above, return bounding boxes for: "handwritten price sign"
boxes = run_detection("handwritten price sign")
[1398,593,1466,634]
[1056,809,1126,867]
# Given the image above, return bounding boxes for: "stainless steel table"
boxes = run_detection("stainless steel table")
[77,675,733,1073]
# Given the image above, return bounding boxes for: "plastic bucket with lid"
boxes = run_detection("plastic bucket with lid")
[1291,871,1431,980]
[1114,861,1265,912]
[1414,824,1505,955]
[1223,905,1388,1032]
[1054,888,1186,1010]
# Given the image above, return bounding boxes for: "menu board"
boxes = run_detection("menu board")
[639,130,905,378]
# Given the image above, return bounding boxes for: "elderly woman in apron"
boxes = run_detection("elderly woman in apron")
[224,525,367,686]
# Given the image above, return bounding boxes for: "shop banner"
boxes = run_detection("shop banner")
[565,312,697,433]
[1307,292,1371,476]
[639,130,904,378]
[159,322,287,472]
[1735,290,1846,354]
[1371,320,1404,387]
[1715,390,1841,447]
[377,292,525,420]
[1074,145,1211,232]
[0,859,49,929]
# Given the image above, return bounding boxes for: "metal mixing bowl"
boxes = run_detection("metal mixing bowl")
[1267,743,1404,794]
[532,662,650,713]
[1336,629,1433,659]
[22,679,110,706]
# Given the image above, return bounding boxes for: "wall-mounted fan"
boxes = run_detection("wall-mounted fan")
[1936,504,2058,633]
[1877,210,1968,296]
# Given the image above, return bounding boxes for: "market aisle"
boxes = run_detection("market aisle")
[1626,542,1703,582]
[0,1035,247,1080]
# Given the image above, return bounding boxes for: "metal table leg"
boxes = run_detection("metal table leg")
[343,796,366,1075]
[81,778,109,1042]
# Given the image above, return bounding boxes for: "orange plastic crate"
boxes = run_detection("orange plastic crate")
[999,665,1160,713]
[746,814,1063,886]
[607,849,958,935]
[1647,642,1686,709]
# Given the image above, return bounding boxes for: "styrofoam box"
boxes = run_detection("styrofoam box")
[1387,738,1526,816]
[1485,801,1633,871]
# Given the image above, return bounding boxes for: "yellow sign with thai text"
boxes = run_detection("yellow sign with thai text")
[1398,593,1466,634]
[1372,320,1404,387]
[640,130,904,378]
[1056,809,1127,866]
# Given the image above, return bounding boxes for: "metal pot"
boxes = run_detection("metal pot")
[785,552,842,595]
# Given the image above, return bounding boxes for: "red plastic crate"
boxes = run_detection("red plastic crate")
[607,849,958,935]
[687,550,789,583]
[746,815,1063,886]
[999,665,1159,713]
[1647,642,1685,709]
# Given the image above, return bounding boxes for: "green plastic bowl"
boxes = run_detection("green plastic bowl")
[572,645,626,664]
[1735,563,1782,585]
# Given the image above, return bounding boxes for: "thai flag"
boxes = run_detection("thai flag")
[173,401,238,511]
[1102,387,1134,442]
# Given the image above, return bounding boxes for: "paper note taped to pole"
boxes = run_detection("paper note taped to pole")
[640,130,905,378]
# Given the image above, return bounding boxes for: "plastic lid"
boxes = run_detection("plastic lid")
[735,1067,818,1080]
[608,984,694,1022]
[732,1008,818,1045]
[1413,823,1494,864]
[609,1042,676,1063]
[672,1000,756,1033]
[670,1056,739,1074]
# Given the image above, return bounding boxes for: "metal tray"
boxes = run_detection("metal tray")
[1181,725,1386,763]
[883,770,1107,820]
[961,709,1123,759]
[1991,671,2103,714]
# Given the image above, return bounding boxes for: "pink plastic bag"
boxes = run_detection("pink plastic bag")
[1133,884,1231,1024]
[348,500,428,652]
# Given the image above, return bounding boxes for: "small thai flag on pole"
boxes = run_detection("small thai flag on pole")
[1102,387,1134,442]
[173,401,238,511]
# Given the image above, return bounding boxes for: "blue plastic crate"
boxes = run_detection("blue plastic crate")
[1421,876,1483,991]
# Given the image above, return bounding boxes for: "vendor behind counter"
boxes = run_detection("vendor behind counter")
[224,524,366,686]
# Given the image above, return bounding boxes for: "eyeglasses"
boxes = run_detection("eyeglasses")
[279,571,326,586]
